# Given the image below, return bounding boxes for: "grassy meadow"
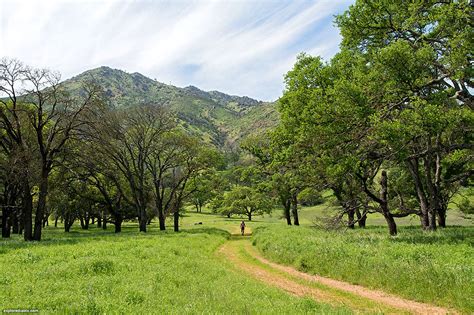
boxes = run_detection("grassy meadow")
[252,225,474,312]
[1,203,472,313]
[0,225,345,314]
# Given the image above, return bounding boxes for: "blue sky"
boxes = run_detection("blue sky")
[0,0,353,101]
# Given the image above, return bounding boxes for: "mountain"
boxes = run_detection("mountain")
[63,66,278,148]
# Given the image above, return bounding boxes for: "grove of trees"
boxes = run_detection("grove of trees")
[268,0,473,235]
[0,59,220,240]
[1,1,472,240]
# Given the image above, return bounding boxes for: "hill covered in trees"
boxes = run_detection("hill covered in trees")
[63,66,278,148]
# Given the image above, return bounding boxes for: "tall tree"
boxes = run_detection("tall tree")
[220,185,273,221]
[21,67,101,240]
[0,58,34,240]
[336,0,474,229]
[87,103,174,232]
[146,131,220,231]
[242,132,308,226]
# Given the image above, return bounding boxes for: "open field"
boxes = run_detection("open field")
[0,225,344,314]
[1,204,472,313]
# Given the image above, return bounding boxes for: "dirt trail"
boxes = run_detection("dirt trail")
[218,238,454,315]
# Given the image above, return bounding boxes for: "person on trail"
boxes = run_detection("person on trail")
[240,221,246,236]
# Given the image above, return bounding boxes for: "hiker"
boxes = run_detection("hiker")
[240,220,246,236]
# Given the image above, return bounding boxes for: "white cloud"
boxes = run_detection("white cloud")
[0,0,353,100]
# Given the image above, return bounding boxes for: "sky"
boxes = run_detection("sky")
[0,0,353,101]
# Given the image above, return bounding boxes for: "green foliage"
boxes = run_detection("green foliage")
[253,225,474,312]
[275,0,473,233]
[458,197,474,216]
[220,185,273,220]
[298,188,324,206]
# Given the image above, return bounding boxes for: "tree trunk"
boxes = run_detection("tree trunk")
[102,211,107,230]
[355,208,366,228]
[284,204,291,225]
[424,156,437,231]
[12,209,19,234]
[84,213,89,230]
[54,216,58,228]
[347,210,355,229]
[114,217,122,233]
[380,170,397,236]
[384,213,397,236]
[22,178,33,241]
[173,210,179,232]
[139,208,147,232]
[281,197,291,225]
[158,207,166,231]
[33,169,49,241]
[437,206,447,228]
[247,212,252,221]
[64,214,74,232]
[291,194,299,226]
[406,159,429,229]
[19,218,24,235]
[2,206,11,238]
[428,208,437,230]
[347,206,355,229]
[97,214,102,228]
[194,199,202,213]
[434,149,446,228]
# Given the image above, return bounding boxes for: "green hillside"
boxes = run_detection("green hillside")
[63,66,279,148]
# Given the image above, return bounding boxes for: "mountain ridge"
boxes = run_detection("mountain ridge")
[62,66,279,148]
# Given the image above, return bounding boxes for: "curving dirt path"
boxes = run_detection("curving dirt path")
[218,237,454,314]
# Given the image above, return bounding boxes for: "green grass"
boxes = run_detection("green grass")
[229,239,399,314]
[0,225,345,314]
[1,199,472,313]
[252,224,474,313]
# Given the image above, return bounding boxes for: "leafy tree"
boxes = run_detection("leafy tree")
[188,169,225,213]
[86,103,174,232]
[336,0,473,229]
[62,138,137,233]
[146,131,219,231]
[275,1,473,234]
[220,185,273,221]
[0,128,22,237]
[0,58,35,240]
[242,132,308,226]
[0,58,101,240]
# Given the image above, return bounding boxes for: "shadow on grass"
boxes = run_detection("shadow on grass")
[181,227,231,239]
[391,226,474,245]
[181,211,221,217]
[182,211,277,223]
[300,224,473,246]
[0,235,83,254]
[0,225,233,254]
